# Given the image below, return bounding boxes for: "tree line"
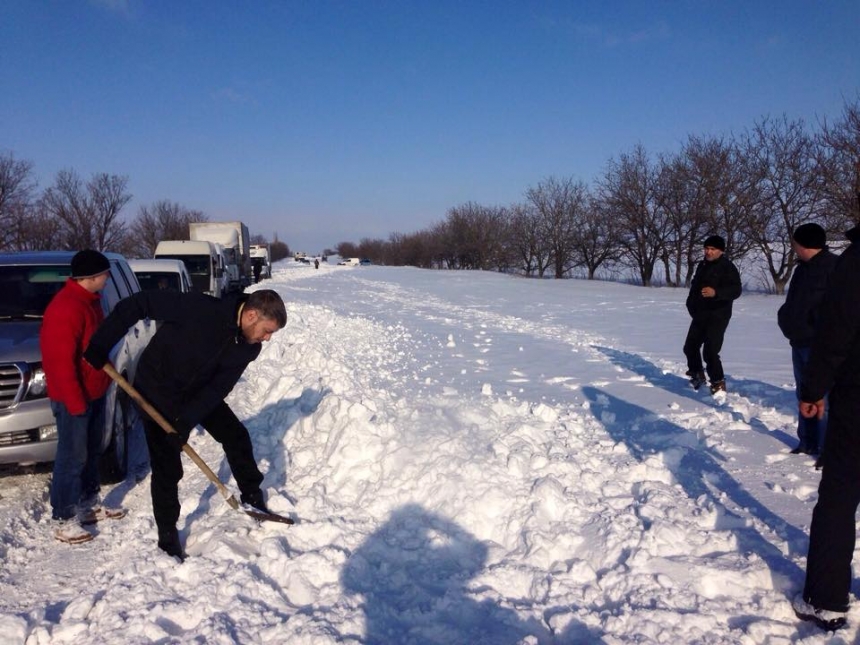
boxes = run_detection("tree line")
[0,165,291,262]
[336,99,859,293]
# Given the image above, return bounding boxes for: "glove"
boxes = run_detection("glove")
[83,342,110,370]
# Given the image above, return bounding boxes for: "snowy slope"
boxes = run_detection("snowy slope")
[0,259,850,644]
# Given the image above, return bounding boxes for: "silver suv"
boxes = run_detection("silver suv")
[0,251,155,481]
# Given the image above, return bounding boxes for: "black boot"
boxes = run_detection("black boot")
[686,370,706,391]
[240,490,269,514]
[157,527,186,561]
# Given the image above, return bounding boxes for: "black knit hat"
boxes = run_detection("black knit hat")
[702,235,726,251]
[792,223,826,250]
[71,250,110,278]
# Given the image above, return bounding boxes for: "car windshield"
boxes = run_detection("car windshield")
[135,271,181,292]
[0,265,70,319]
[156,255,210,275]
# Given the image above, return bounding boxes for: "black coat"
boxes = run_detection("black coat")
[686,255,742,320]
[802,227,860,401]
[88,291,261,433]
[777,248,839,347]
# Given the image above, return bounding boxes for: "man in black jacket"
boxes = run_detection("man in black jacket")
[777,223,838,456]
[84,289,287,559]
[683,235,742,394]
[793,224,860,631]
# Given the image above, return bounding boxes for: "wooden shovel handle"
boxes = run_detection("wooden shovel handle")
[103,363,239,509]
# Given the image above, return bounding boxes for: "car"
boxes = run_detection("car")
[128,258,193,293]
[0,251,155,481]
[359,259,372,266]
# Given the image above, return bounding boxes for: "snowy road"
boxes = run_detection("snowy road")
[0,260,846,644]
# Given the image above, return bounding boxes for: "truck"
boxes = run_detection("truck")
[250,244,272,282]
[189,221,251,292]
[154,240,224,298]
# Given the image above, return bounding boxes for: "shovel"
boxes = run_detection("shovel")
[103,363,294,525]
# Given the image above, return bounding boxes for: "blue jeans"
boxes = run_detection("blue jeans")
[793,346,827,452]
[50,398,106,520]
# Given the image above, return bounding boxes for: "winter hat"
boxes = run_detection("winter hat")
[702,235,726,251]
[71,250,110,278]
[792,223,826,250]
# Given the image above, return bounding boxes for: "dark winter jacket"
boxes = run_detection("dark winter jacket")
[777,248,839,347]
[685,255,742,320]
[86,290,260,434]
[801,226,860,401]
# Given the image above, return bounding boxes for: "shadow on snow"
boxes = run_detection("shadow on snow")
[341,504,602,645]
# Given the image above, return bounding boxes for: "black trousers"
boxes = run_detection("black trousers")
[803,387,860,612]
[683,315,730,383]
[143,401,264,533]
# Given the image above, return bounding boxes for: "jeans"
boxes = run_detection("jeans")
[50,397,106,520]
[792,346,827,452]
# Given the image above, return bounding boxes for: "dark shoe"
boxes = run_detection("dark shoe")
[686,370,706,391]
[790,443,819,456]
[792,594,846,631]
[709,380,726,395]
[814,455,823,470]
[157,528,186,561]
[240,490,270,514]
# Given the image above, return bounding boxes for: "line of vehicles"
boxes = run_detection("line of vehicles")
[0,220,272,480]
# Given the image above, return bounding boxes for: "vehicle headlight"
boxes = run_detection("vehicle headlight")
[27,364,48,399]
[39,424,57,441]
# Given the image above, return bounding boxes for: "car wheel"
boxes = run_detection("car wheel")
[100,386,130,483]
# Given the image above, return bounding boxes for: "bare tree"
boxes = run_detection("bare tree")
[0,152,38,251]
[526,176,588,279]
[40,169,131,251]
[125,200,206,258]
[572,195,621,279]
[507,203,549,277]
[817,96,860,232]
[596,144,669,286]
[741,116,822,294]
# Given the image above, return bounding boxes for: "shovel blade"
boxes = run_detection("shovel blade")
[242,506,295,524]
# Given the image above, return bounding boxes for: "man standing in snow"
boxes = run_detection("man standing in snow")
[777,223,838,458]
[83,288,287,559]
[793,223,860,631]
[40,250,124,544]
[683,235,742,394]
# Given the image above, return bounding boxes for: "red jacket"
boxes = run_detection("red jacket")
[40,278,111,415]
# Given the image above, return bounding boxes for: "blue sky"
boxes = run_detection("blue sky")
[2,1,858,255]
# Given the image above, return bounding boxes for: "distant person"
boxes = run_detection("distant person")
[84,289,287,560]
[40,250,124,544]
[683,235,742,394]
[253,262,262,284]
[314,258,319,270]
[793,222,860,631]
[777,223,838,457]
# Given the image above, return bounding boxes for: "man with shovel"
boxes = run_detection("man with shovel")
[84,288,287,559]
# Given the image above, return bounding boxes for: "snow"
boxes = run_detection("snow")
[0,259,852,644]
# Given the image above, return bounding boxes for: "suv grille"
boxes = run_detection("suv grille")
[0,363,25,409]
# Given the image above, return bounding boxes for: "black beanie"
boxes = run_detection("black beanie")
[702,235,726,251]
[71,250,110,278]
[792,223,826,250]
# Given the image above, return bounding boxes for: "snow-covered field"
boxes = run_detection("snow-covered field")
[0,259,852,644]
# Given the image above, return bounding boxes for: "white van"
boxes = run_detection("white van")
[154,240,223,298]
[128,259,193,293]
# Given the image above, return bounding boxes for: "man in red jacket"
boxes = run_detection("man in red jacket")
[40,250,119,544]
